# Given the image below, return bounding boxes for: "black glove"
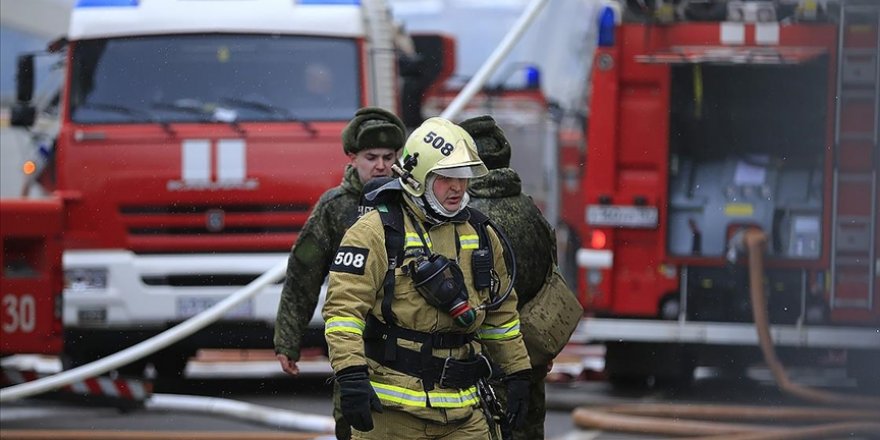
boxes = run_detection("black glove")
[336,366,383,432]
[504,369,531,430]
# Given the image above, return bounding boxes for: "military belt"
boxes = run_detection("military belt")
[364,314,474,349]
[364,337,492,389]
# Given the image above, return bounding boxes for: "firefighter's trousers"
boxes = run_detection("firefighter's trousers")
[351,407,491,440]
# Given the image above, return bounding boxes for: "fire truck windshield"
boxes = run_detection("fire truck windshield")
[68,34,360,124]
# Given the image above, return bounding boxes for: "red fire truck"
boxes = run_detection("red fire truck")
[8,0,449,378]
[575,0,880,387]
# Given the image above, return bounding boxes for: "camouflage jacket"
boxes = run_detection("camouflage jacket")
[274,165,365,361]
[468,168,556,308]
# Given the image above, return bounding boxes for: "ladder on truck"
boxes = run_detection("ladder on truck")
[831,1,880,311]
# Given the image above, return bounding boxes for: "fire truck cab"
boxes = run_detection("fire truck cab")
[576,0,880,386]
[9,0,424,377]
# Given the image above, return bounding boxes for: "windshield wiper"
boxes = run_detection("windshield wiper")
[152,99,245,135]
[218,96,317,137]
[151,100,214,122]
[77,101,175,136]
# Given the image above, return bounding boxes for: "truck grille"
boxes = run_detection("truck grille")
[119,203,311,253]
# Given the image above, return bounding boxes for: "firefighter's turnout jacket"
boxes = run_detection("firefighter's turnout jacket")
[323,195,530,423]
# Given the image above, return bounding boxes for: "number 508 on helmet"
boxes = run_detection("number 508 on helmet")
[398,117,488,197]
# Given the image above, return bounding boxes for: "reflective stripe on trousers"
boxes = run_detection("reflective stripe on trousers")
[371,381,478,408]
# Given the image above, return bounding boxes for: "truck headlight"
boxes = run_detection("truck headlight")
[65,268,108,292]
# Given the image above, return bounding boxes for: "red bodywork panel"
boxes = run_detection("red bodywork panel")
[54,123,348,253]
[581,27,677,316]
[558,126,586,234]
[579,23,879,325]
[1,198,64,355]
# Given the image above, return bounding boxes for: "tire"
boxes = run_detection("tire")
[605,342,697,390]
[151,349,193,382]
[848,350,880,391]
[607,373,651,389]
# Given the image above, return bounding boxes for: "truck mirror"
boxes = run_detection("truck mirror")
[16,54,35,103]
[401,34,456,128]
[10,103,36,128]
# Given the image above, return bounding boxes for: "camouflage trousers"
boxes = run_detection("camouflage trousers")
[491,365,548,440]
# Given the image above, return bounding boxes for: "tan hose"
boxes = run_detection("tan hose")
[572,404,880,438]
[688,422,880,440]
[571,407,773,437]
[571,228,880,438]
[743,228,880,408]
[598,403,879,422]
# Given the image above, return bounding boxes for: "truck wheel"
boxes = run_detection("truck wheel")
[605,342,696,390]
[151,350,193,382]
[607,373,651,389]
[60,348,95,370]
[605,343,652,389]
[653,363,696,389]
[117,359,149,376]
[847,350,880,390]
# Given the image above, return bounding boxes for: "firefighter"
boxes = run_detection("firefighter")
[322,117,531,439]
[274,106,405,440]
[462,115,581,440]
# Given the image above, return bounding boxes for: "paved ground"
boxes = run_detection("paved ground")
[4,350,877,439]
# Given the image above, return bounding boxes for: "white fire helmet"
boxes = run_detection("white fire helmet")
[398,117,488,197]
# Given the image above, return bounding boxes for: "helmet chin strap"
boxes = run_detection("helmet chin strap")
[424,174,470,218]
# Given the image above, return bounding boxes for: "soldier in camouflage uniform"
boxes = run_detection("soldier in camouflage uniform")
[274,107,405,440]
[462,115,557,440]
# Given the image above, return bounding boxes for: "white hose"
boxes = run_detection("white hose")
[146,393,335,433]
[0,259,287,402]
[439,0,550,121]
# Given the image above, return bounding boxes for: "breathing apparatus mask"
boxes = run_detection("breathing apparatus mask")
[409,254,477,327]
[403,214,517,328]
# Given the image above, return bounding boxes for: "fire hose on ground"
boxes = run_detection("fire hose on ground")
[572,228,880,439]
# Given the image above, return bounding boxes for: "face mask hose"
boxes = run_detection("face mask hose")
[410,254,477,327]
[476,218,516,312]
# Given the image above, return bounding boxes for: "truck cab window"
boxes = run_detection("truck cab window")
[69,34,360,124]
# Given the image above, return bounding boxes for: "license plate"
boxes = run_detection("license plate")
[176,297,253,319]
[586,205,658,228]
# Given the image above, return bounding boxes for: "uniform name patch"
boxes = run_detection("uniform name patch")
[330,247,369,275]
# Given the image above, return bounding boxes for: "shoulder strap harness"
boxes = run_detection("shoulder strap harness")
[366,203,493,391]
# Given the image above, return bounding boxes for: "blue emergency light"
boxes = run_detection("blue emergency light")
[76,0,139,7]
[598,6,616,47]
[298,0,360,4]
[524,65,541,89]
